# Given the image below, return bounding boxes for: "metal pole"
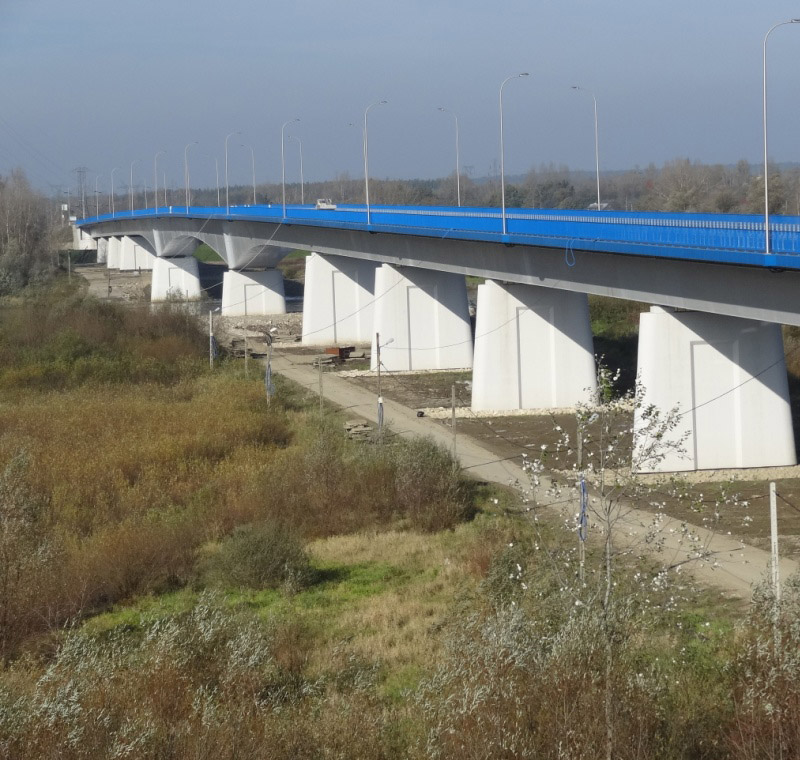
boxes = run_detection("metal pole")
[225,131,240,214]
[763,20,800,255]
[318,357,324,413]
[209,310,214,368]
[281,118,299,217]
[438,108,461,207]
[154,151,165,211]
[215,158,220,206]
[376,331,383,441]
[770,481,780,603]
[94,175,101,217]
[110,167,120,218]
[364,101,387,225]
[130,160,138,213]
[184,141,197,212]
[451,383,457,456]
[499,73,529,235]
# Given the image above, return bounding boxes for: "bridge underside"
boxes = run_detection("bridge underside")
[86,216,800,327]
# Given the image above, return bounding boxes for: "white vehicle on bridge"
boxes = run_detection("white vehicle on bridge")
[315,198,337,210]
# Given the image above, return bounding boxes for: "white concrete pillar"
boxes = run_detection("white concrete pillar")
[96,238,108,265]
[471,280,597,411]
[634,306,796,472]
[221,269,286,315]
[302,252,378,345]
[106,237,121,269]
[150,256,202,301]
[370,263,473,371]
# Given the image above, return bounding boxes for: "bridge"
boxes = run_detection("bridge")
[75,204,800,475]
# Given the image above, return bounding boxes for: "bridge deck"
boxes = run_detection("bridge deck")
[77,204,800,270]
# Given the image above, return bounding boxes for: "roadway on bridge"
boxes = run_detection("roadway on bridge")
[272,351,794,601]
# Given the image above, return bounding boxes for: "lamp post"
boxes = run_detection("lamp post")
[364,100,388,225]
[571,86,601,211]
[94,174,102,217]
[240,143,256,205]
[499,73,529,235]
[225,131,241,214]
[215,158,220,207]
[184,141,198,212]
[289,135,304,204]
[129,160,139,213]
[763,19,800,255]
[110,167,120,218]
[154,151,165,212]
[437,107,461,207]
[281,118,300,216]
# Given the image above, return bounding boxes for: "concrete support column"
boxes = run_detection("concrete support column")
[72,226,97,251]
[106,237,122,269]
[96,238,108,265]
[634,306,796,472]
[221,269,286,315]
[370,263,473,371]
[302,252,378,345]
[471,280,596,411]
[119,236,156,271]
[150,256,202,301]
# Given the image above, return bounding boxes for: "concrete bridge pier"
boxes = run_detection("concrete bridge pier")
[634,306,797,472]
[151,256,202,301]
[106,236,122,269]
[119,236,156,272]
[471,280,596,411]
[72,225,97,251]
[221,269,286,315]
[302,252,378,345]
[96,238,108,265]
[370,263,473,371]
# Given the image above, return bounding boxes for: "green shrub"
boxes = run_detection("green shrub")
[199,521,315,592]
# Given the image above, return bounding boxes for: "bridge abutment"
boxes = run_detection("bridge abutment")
[302,252,377,345]
[471,280,596,411]
[151,256,202,301]
[221,269,286,315]
[634,306,796,472]
[370,263,472,371]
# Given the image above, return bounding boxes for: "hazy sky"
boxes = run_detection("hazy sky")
[2,0,800,195]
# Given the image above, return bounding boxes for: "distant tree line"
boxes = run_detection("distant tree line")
[161,158,799,216]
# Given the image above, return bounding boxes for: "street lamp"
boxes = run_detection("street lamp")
[289,135,304,204]
[184,141,198,212]
[94,174,102,217]
[154,151,165,212]
[499,73,529,235]
[437,107,461,207]
[364,100,388,225]
[763,19,800,254]
[281,118,300,217]
[571,86,601,211]
[129,160,139,213]
[215,158,220,207]
[225,131,241,214]
[240,143,256,205]
[110,167,120,218]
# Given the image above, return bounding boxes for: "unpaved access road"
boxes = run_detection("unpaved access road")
[273,351,797,602]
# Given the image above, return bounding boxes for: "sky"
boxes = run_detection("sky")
[1,0,800,197]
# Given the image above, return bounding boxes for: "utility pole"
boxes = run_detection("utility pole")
[73,167,88,219]
[318,359,323,412]
[376,332,384,442]
[451,383,457,456]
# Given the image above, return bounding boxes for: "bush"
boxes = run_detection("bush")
[199,521,315,592]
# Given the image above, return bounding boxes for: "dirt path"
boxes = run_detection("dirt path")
[273,351,797,601]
